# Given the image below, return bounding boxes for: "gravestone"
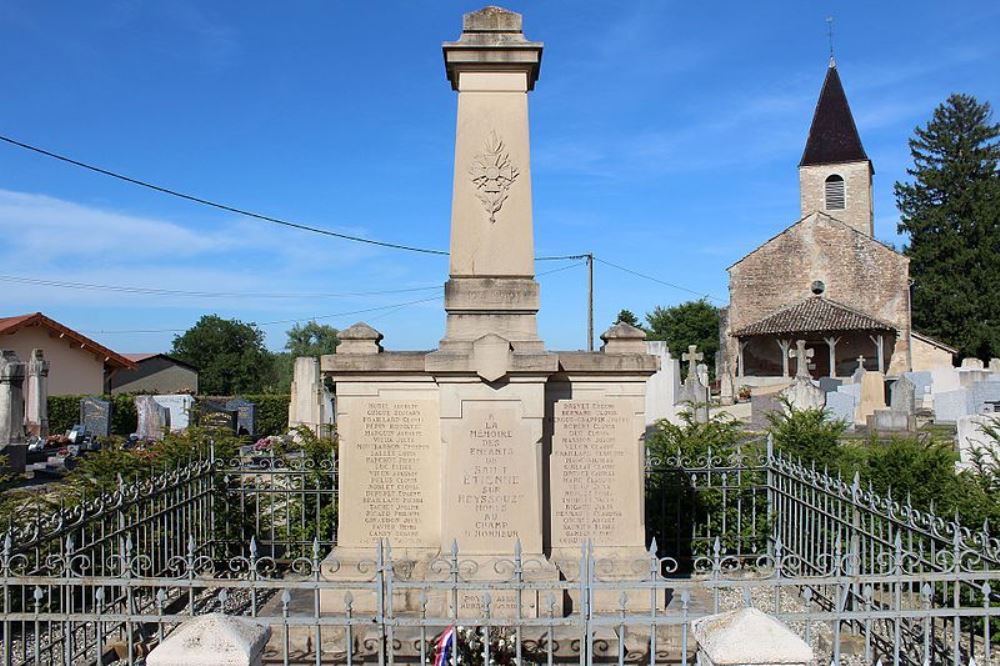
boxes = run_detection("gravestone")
[903,371,933,410]
[890,376,916,415]
[198,401,237,434]
[750,390,784,430]
[288,357,333,436]
[779,340,825,411]
[226,398,256,437]
[856,369,886,425]
[0,350,26,447]
[825,390,856,426]
[80,397,112,438]
[867,410,916,432]
[678,345,710,422]
[990,359,1000,374]
[24,349,49,438]
[971,380,1000,414]
[934,389,971,423]
[957,414,996,469]
[962,358,985,370]
[929,365,961,395]
[153,394,195,432]
[644,341,681,428]
[135,395,170,441]
[818,377,842,394]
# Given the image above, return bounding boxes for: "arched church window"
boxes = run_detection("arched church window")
[825,174,846,210]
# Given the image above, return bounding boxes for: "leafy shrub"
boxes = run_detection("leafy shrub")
[766,399,848,463]
[47,394,138,436]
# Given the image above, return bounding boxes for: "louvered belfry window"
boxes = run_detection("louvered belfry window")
[825,174,846,210]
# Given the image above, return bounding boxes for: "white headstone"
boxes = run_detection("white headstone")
[779,377,825,412]
[135,395,170,441]
[146,613,270,666]
[962,357,985,370]
[152,394,195,432]
[288,357,333,436]
[825,390,856,425]
[644,341,681,426]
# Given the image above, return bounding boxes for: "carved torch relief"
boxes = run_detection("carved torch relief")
[469,131,519,223]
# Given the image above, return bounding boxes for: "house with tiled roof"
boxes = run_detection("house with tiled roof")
[720,59,955,399]
[0,312,136,395]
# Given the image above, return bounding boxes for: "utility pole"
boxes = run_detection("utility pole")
[587,253,594,351]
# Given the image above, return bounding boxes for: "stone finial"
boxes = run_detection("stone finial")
[27,349,48,377]
[692,607,813,666]
[146,613,270,666]
[0,350,25,382]
[443,6,543,91]
[463,5,522,32]
[337,322,384,355]
[600,322,647,355]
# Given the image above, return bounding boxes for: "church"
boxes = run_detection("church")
[721,58,955,400]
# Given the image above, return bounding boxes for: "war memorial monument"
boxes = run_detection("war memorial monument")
[321,6,658,615]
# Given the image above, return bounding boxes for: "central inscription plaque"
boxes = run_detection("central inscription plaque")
[339,399,440,549]
[445,404,537,553]
[551,399,639,548]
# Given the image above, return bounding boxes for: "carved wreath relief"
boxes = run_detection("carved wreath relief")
[469,131,519,223]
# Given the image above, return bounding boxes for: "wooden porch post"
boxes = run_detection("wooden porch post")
[823,335,841,378]
[776,339,792,377]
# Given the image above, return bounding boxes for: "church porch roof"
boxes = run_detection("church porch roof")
[732,296,895,338]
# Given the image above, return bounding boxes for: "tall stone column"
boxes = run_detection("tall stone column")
[0,350,27,447]
[24,349,49,439]
[428,8,556,565]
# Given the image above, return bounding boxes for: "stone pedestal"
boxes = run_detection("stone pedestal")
[0,350,26,447]
[24,349,49,439]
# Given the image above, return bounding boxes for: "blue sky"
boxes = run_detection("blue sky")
[1,2,997,354]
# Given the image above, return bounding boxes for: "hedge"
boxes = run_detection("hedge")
[46,394,290,437]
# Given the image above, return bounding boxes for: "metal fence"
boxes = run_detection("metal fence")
[1,439,998,665]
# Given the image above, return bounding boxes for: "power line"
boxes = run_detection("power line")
[0,274,442,299]
[0,133,450,257]
[593,256,724,303]
[80,296,442,334]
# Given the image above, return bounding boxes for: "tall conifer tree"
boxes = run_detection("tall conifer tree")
[895,94,1000,360]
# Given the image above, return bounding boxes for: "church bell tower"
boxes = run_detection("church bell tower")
[798,59,874,237]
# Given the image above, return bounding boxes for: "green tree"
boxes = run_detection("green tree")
[171,315,276,394]
[273,322,340,392]
[645,300,720,366]
[895,94,1000,360]
[614,309,641,328]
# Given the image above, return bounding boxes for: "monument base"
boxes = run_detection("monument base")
[552,546,665,613]
[320,548,561,619]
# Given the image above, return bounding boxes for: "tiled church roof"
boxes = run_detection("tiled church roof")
[732,297,895,337]
[799,62,869,167]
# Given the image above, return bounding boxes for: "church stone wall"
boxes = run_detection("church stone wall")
[799,161,873,237]
[726,213,911,375]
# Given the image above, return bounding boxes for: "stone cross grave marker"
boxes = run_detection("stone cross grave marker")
[80,397,112,438]
[682,345,704,382]
[789,340,814,379]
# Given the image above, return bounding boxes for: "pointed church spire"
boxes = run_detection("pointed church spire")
[799,62,869,167]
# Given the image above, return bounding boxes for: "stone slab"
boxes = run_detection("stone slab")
[825,391,856,425]
[935,389,972,423]
[443,404,537,554]
[80,397,111,438]
[337,399,440,549]
[550,399,638,549]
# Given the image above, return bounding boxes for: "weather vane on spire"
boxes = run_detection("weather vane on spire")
[826,16,835,65]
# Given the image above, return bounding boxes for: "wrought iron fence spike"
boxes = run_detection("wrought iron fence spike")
[648,537,658,555]
[250,535,258,559]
